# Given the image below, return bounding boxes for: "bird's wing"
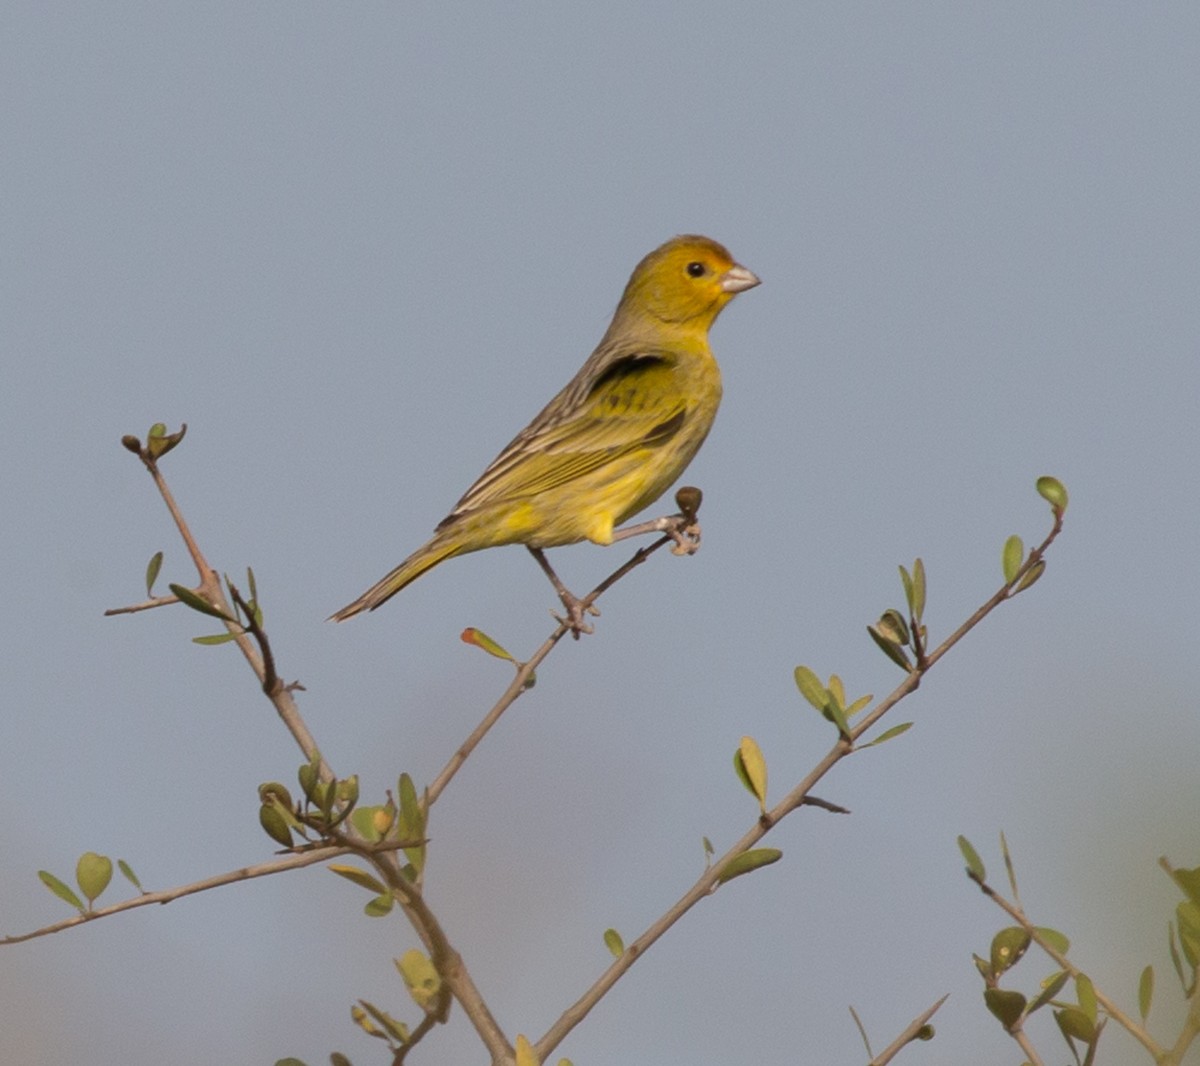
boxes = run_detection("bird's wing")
[443,350,687,518]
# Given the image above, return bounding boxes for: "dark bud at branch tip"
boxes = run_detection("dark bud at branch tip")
[675,485,703,520]
[121,435,142,454]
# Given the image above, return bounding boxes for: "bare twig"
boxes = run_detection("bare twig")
[864,994,950,1066]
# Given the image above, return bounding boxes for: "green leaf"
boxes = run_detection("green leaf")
[957,836,986,881]
[1002,535,1024,584]
[702,836,714,860]
[328,864,386,896]
[1036,476,1068,513]
[1177,900,1200,967]
[38,870,84,912]
[844,693,873,718]
[356,1000,409,1044]
[603,927,624,957]
[1036,926,1071,955]
[397,949,442,1013]
[868,623,913,671]
[1169,864,1200,908]
[364,892,394,917]
[825,699,851,739]
[793,665,827,710]
[350,806,385,844]
[717,848,782,884]
[397,772,426,874]
[1014,560,1046,593]
[911,558,926,622]
[1168,923,1186,991]
[735,736,768,811]
[1000,830,1018,899]
[75,852,113,905]
[1055,1005,1095,1045]
[1138,964,1153,1021]
[145,422,187,459]
[298,753,322,802]
[1075,973,1097,1023]
[972,953,992,981]
[192,632,238,645]
[1028,970,1070,1014]
[259,803,294,848]
[863,722,913,747]
[117,859,143,892]
[145,551,164,595]
[168,583,233,621]
[460,627,515,662]
[875,609,910,646]
[899,564,914,615]
[990,927,1030,975]
[983,988,1026,1030]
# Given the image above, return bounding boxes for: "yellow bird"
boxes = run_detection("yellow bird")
[331,235,759,624]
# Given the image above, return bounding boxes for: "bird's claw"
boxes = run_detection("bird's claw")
[551,596,600,639]
[669,519,702,556]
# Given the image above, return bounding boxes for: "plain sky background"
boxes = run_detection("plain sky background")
[3,4,1199,1064]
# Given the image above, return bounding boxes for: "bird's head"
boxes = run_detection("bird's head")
[613,235,760,334]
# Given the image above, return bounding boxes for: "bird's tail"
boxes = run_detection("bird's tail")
[328,535,464,622]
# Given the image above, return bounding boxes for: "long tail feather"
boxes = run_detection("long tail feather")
[329,536,463,621]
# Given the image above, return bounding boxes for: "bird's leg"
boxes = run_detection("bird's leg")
[609,486,704,557]
[527,547,597,638]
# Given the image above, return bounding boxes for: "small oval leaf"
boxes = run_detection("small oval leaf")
[460,627,515,662]
[717,847,783,884]
[958,836,986,881]
[1036,476,1068,513]
[1035,926,1070,955]
[145,551,164,595]
[1138,964,1153,1021]
[169,584,232,621]
[38,870,84,912]
[603,928,624,958]
[793,666,826,710]
[983,988,1027,1030]
[76,852,113,904]
[1002,535,1024,584]
[990,926,1030,975]
[738,736,768,810]
[117,859,143,892]
[259,804,294,848]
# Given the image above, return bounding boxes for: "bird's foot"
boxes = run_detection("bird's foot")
[668,517,702,556]
[529,546,598,639]
[550,593,600,640]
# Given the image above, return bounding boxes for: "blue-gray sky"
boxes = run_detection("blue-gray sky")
[3,4,1198,1064]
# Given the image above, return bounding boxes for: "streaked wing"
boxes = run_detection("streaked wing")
[443,351,685,518]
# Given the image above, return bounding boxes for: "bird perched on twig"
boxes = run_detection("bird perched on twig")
[330,234,759,628]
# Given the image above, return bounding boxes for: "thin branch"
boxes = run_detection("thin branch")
[108,437,333,783]
[535,506,1067,1060]
[972,876,1164,1061]
[2,845,358,945]
[426,530,681,807]
[867,993,950,1066]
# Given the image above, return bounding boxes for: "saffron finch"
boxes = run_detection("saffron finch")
[331,235,759,623]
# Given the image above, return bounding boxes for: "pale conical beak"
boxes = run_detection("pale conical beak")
[721,263,761,294]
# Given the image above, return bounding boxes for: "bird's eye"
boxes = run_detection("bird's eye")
[685,261,706,278]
